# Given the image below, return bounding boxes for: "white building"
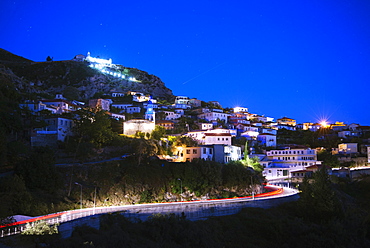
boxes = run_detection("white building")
[175,96,192,109]
[233,107,249,113]
[40,99,79,114]
[163,111,181,120]
[338,143,358,154]
[39,117,74,142]
[198,123,214,130]
[123,119,155,136]
[20,101,58,114]
[261,147,321,180]
[201,133,232,146]
[85,52,112,68]
[198,111,230,123]
[213,145,242,163]
[111,103,141,114]
[257,133,276,147]
[186,130,232,146]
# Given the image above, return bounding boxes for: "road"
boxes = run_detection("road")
[0,185,298,238]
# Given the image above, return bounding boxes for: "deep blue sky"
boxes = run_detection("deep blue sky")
[1,0,370,125]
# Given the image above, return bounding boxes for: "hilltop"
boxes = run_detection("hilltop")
[0,49,174,101]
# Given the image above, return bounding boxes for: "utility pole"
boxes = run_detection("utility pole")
[75,182,83,209]
[177,178,182,202]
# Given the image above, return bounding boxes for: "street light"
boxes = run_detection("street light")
[177,178,182,202]
[75,182,82,209]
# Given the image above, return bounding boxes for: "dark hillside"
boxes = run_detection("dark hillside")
[0,48,33,63]
[0,49,174,101]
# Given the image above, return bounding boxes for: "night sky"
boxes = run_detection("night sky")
[1,0,370,125]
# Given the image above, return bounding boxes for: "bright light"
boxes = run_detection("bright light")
[320,120,329,128]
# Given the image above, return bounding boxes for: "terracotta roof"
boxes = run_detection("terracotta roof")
[305,164,318,169]
[291,170,308,173]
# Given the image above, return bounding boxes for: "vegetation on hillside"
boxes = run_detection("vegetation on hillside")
[3,170,370,248]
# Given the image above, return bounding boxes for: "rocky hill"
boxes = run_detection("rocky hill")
[0,49,174,101]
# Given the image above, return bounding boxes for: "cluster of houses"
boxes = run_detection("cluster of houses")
[20,90,370,182]
[20,53,370,182]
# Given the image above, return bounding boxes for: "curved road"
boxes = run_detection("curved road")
[0,185,298,238]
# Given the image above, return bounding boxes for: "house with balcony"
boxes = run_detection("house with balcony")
[174,96,192,109]
[156,120,175,130]
[261,146,321,180]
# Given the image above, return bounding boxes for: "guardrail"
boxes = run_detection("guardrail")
[0,185,297,238]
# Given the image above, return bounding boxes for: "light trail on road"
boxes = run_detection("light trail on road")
[0,185,298,238]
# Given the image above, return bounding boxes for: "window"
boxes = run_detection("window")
[203,148,206,154]
[186,149,190,154]
[193,149,197,154]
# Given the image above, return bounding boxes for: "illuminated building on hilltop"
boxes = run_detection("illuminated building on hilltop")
[86,52,112,68]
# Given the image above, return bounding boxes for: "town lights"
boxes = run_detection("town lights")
[319,120,329,128]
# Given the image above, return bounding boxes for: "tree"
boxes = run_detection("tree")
[173,136,198,147]
[151,125,166,140]
[14,146,61,193]
[22,220,59,245]
[298,168,343,222]
[132,138,158,165]
[317,149,340,167]
[0,174,32,220]
[72,109,115,148]
[22,220,59,236]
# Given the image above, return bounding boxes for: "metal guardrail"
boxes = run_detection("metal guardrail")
[0,185,298,238]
